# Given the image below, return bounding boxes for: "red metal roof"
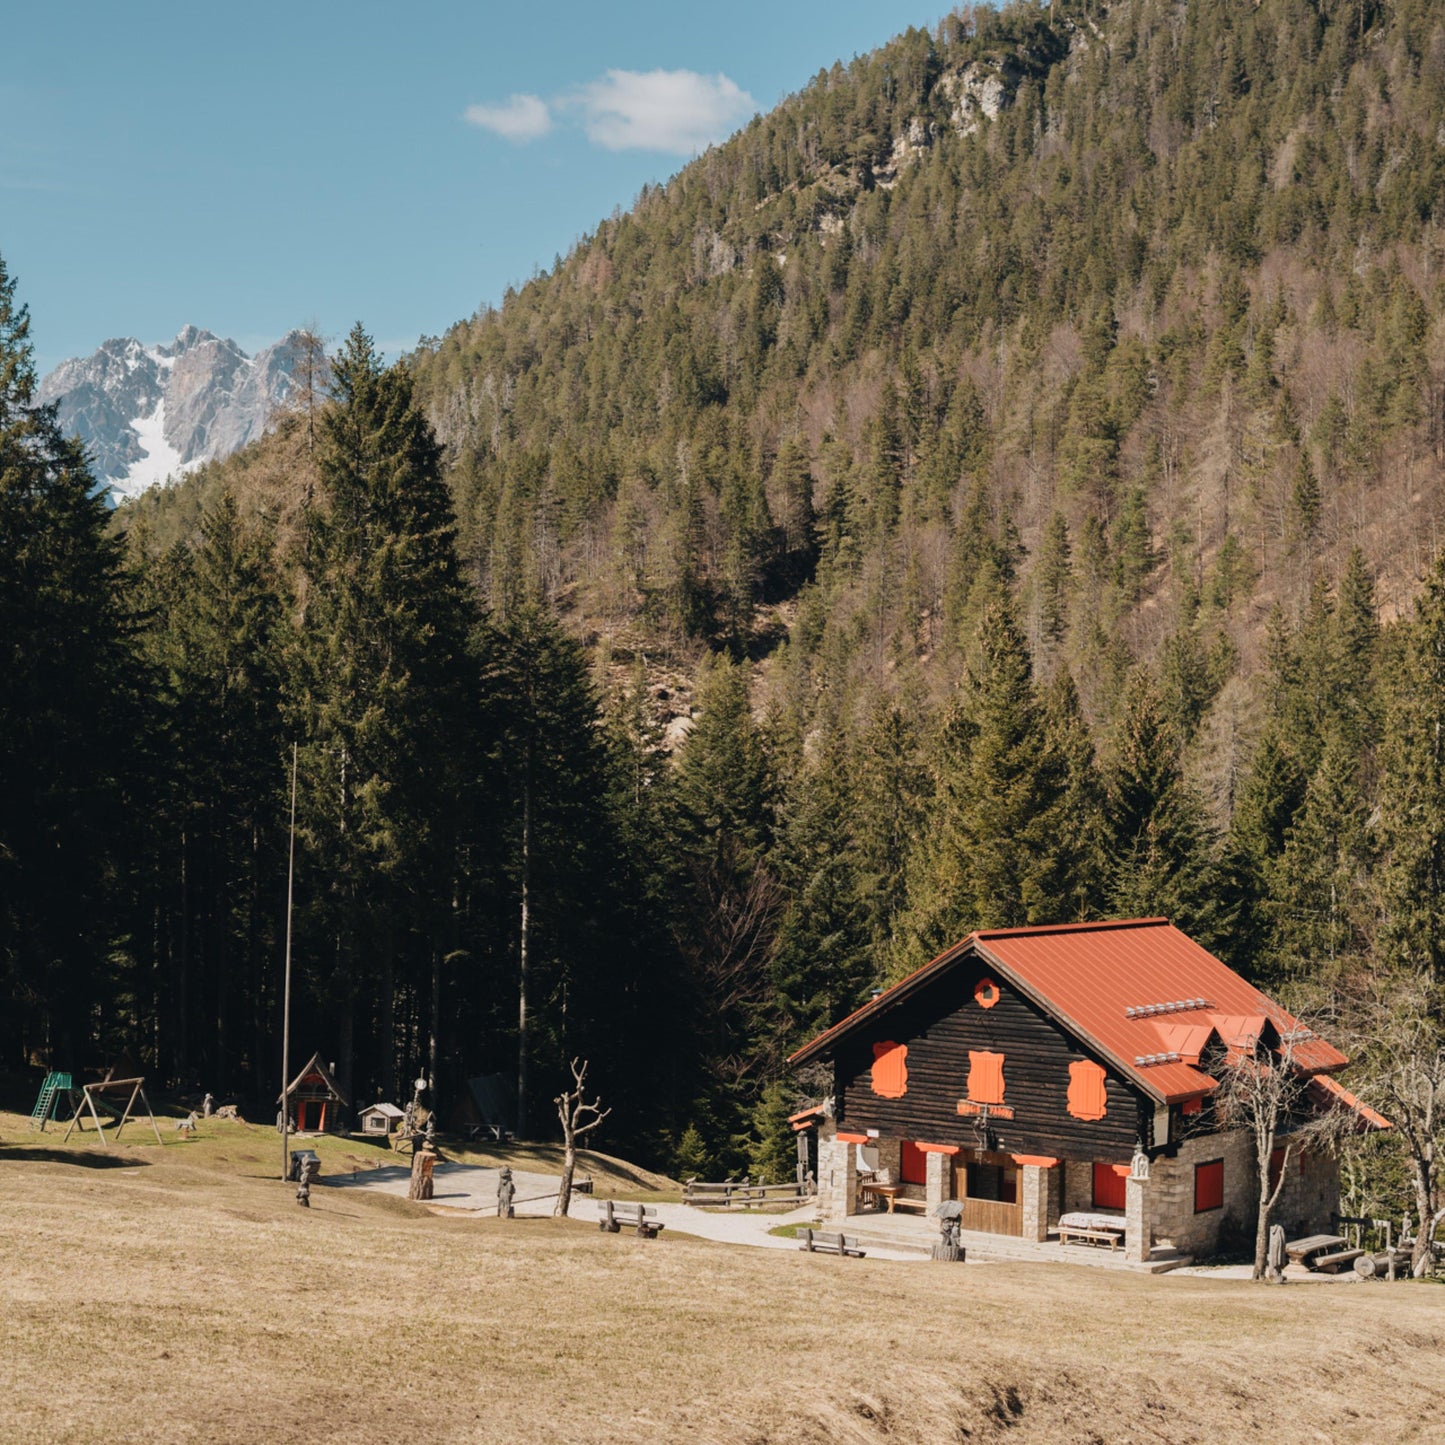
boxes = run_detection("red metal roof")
[1308,1073,1392,1130]
[787,918,1350,1105]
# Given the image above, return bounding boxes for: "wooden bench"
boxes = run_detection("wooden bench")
[891,1196,928,1215]
[798,1228,865,1257]
[1311,1246,1365,1273]
[597,1200,665,1239]
[1058,1225,1124,1250]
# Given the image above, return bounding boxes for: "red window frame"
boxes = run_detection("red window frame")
[1195,1158,1224,1213]
[1092,1162,1127,1211]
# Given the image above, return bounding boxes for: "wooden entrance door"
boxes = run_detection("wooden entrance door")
[952,1150,1024,1236]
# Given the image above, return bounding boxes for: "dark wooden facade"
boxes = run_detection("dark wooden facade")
[835,953,1150,1163]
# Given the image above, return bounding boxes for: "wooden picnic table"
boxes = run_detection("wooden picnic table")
[1284,1233,1346,1265]
[859,1182,903,1212]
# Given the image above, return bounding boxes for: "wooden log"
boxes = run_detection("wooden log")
[1354,1250,1411,1279]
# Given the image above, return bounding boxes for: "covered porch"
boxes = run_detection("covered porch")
[819,1128,1165,1263]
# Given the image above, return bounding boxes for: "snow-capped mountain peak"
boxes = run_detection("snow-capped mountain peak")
[36,327,314,502]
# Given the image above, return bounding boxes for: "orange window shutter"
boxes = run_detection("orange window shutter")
[1195,1159,1224,1212]
[966,1050,1006,1106]
[900,1140,927,1185]
[1092,1162,1127,1211]
[1067,1060,1108,1121]
[870,1041,908,1098]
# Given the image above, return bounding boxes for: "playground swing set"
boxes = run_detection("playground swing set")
[57,1074,165,1148]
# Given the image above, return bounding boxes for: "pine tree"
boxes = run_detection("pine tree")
[1377,549,1445,980]
[668,652,779,1160]
[899,582,1069,961]
[852,700,930,956]
[1035,512,1073,645]
[769,436,818,585]
[134,491,286,1089]
[1264,730,1374,984]
[290,323,475,1103]
[478,606,627,1137]
[1105,668,1230,951]
[0,253,140,1066]
[770,728,871,1045]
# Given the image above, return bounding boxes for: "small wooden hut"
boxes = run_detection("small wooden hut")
[358,1102,405,1136]
[281,1052,348,1134]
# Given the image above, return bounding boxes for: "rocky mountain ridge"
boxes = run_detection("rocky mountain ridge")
[37,326,314,501]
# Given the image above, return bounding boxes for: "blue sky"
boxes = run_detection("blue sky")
[4,2,936,378]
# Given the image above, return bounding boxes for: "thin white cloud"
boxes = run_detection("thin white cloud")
[463,94,552,143]
[576,69,755,155]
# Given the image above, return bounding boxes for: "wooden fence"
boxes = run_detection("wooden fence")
[684,1178,812,1208]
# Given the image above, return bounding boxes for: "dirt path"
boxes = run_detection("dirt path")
[324,1160,927,1258]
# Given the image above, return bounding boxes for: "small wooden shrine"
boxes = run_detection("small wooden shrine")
[280,1052,348,1134]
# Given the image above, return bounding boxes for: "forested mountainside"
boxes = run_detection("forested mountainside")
[8,0,1445,1201]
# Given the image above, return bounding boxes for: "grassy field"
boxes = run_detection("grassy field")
[2,1116,1442,1444]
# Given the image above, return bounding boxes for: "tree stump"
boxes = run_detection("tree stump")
[408,1150,436,1201]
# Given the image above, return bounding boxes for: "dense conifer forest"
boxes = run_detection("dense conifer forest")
[5,0,1445,1215]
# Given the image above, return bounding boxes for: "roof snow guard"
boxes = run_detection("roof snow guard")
[787,918,1352,1107]
[1124,999,1212,1018]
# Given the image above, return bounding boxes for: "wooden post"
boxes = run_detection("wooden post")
[280,741,297,1183]
[408,1149,436,1201]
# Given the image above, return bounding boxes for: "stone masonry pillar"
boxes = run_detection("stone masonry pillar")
[818,1133,858,1219]
[1125,1172,1152,1263]
[925,1149,948,1214]
[1020,1164,1051,1242]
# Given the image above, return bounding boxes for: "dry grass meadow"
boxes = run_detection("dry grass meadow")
[2,1114,1443,1444]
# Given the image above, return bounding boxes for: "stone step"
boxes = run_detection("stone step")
[1132,1248,1194,1274]
[827,1215,1197,1273]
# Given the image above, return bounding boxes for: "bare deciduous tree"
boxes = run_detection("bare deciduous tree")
[554,1058,610,1219]
[1213,1014,1346,1281]
[1346,974,1445,1275]
[675,859,782,1086]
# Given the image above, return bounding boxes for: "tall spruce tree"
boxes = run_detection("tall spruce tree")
[770,727,871,1047]
[130,492,286,1090]
[1105,668,1231,953]
[1377,549,1445,981]
[668,652,779,1166]
[290,324,474,1102]
[899,578,1073,962]
[475,606,629,1138]
[0,254,139,1067]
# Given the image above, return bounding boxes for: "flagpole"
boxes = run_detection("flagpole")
[281,740,298,1183]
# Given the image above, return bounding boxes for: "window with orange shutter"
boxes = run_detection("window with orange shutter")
[966,1050,1006,1106]
[1195,1158,1224,1212]
[1092,1162,1127,1211]
[870,1040,908,1098]
[1067,1059,1108,1120]
[900,1140,927,1185]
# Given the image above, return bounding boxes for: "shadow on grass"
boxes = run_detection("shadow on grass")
[1,1147,152,1169]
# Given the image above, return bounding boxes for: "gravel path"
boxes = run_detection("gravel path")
[324,1160,924,1259]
